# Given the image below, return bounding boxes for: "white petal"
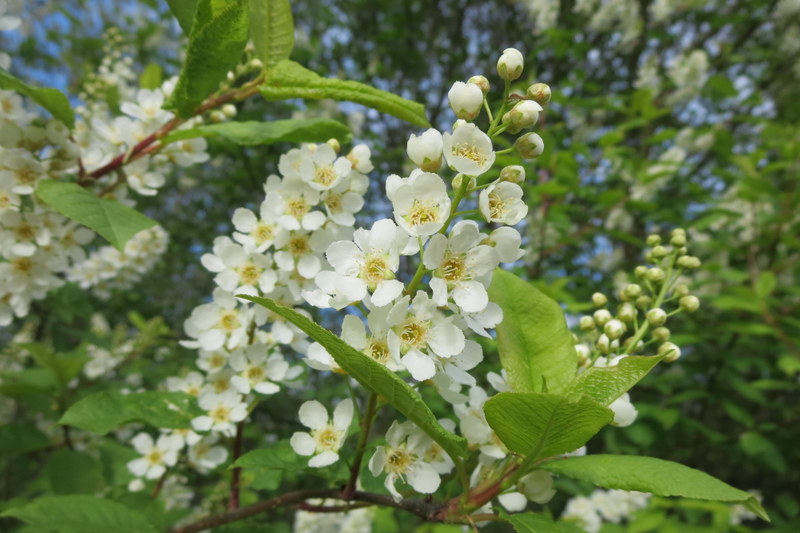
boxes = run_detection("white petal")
[333,398,354,430]
[427,322,465,358]
[406,463,441,494]
[290,432,316,456]
[326,241,361,275]
[371,279,404,306]
[401,350,436,381]
[298,400,329,430]
[192,416,213,432]
[498,492,527,512]
[308,450,339,468]
[452,281,489,313]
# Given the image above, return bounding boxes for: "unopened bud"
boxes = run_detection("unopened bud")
[659,342,681,362]
[677,256,702,269]
[646,268,666,283]
[407,128,444,172]
[646,308,667,326]
[579,316,596,331]
[593,309,612,327]
[502,100,543,131]
[592,292,608,307]
[514,132,545,159]
[674,284,690,297]
[221,104,237,118]
[326,138,341,154]
[497,48,524,81]
[634,265,648,278]
[499,165,526,183]
[636,295,652,309]
[617,303,636,323]
[249,58,264,70]
[575,344,590,364]
[448,81,484,121]
[596,334,610,354]
[527,82,551,105]
[452,174,476,190]
[209,110,226,123]
[679,295,700,312]
[651,245,668,259]
[646,234,661,246]
[652,327,670,342]
[623,284,642,300]
[604,319,626,340]
[670,233,687,247]
[468,75,490,95]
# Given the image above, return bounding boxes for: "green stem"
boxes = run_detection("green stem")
[343,392,379,499]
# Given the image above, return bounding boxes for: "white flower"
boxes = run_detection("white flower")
[479,181,528,225]
[320,176,366,227]
[266,179,326,231]
[120,89,173,123]
[303,270,367,309]
[386,292,465,381]
[298,143,352,191]
[188,435,229,473]
[346,144,374,173]
[407,128,444,172]
[369,421,442,500]
[609,392,637,427]
[229,343,288,395]
[191,389,249,437]
[324,218,409,306]
[290,399,353,467]
[386,171,451,236]
[0,149,45,195]
[455,386,506,459]
[424,221,498,313]
[232,202,282,253]
[442,123,495,176]
[201,236,277,295]
[486,226,523,263]
[341,311,403,370]
[447,81,484,121]
[273,228,331,279]
[182,289,253,351]
[127,432,183,480]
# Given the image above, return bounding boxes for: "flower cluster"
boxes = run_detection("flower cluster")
[562,488,651,532]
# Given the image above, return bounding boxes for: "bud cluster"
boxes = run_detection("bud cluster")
[575,228,702,366]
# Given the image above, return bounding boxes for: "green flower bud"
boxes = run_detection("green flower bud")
[596,334,610,354]
[514,132,545,159]
[646,234,661,246]
[674,284,690,297]
[604,319,626,340]
[209,110,226,123]
[623,284,642,300]
[326,138,341,154]
[468,75,490,94]
[593,309,612,327]
[659,342,681,362]
[592,292,608,307]
[679,295,700,312]
[526,82,552,105]
[651,245,668,259]
[646,308,667,326]
[646,268,666,283]
[574,344,590,364]
[634,265,648,278]
[670,233,687,247]
[452,174,476,190]
[497,48,524,81]
[579,316,596,331]
[617,302,637,323]
[635,295,652,309]
[499,165,526,183]
[652,326,671,342]
[221,104,237,118]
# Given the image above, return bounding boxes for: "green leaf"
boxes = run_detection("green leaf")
[165,0,250,117]
[59,391,202,434]
[162,118,351,146]
[739,432,787,474]
[240,295,468,459]
[540,455,769,522]
[18,342,87,390]
[36,180,157,251]
[500,511,585,533]
[139,62,163,90]
[484,392,612,460]
[233,440,306,471]
[565,355,664,406]
[755,271,776,298]
[166,0,198,34]
[45,450,104,495]
[0,67,74,128]
[249,0,294,67]
[1,495,159,533]
[0,422,50,455]
[488,270,578,393]
[260,60,430,128]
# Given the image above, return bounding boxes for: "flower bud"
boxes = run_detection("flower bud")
[451,174,476,190]
[407,128,444,172]
[659,342,681,362]
[670,233,687,247]
[579,316,596,331]
[596,334,610,354]
[646,267,665,283]
[623,337,643,352]
[652,326,670,342]
[497,48,524,81]
[634,265,648,278]
[651,245,668,259]
[617,302,636,323]
[593,309,612,327]
[499,165,526,183]
[646,234,661,246]
[604,319,626,340]
[591,292,608,307]
[674,284,690,297]
[677,246,688,256]
[448,81,484,121]
[679,295,700,312]
[326,138,341,154]
[574,344,590,364]
[468,75,490,94]
[502,100,543,131]
[249,58,264,70]
[514,132,545,159]
[677,256,702,269]
[623,284,642,300]
[635,295,652,309]
[221,104,237,118]
[527,82,551,105]
[671,227,686,237]
[646,308,667,326]
[209,110,226,123]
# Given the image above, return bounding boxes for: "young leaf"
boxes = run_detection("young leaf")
[166,0,198,34]
[59,391,202,435]
[484,392,612,460]
[36,181,157,251]
[239,295,469,459]
[565,355,664,406]
[0,422,50,455]
[488,270,578,393]
[161,118,350,145]
[165,0,250,117]
[260,60,430,128]
[249,0,294,67]
[1,495,159,533]
[540,455,769,522]
[0,67,74,128]
[500,511,585,533]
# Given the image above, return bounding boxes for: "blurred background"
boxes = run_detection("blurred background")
[1,0,798,531]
